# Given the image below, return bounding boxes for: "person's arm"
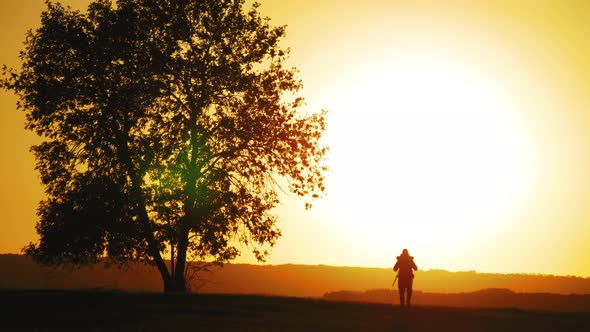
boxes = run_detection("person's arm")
[411,259,417,271]
[393,260,399,271]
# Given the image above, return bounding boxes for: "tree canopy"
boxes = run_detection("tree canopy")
[1,0,328,292]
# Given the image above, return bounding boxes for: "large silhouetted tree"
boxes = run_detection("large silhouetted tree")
[1,0,327,292]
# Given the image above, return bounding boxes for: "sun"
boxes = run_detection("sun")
[320,54,539,268]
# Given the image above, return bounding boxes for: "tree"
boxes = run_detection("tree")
[1,0,328,292]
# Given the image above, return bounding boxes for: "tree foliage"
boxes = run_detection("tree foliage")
[1,0,328,292]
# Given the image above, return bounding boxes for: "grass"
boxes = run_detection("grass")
[1,289,589,331]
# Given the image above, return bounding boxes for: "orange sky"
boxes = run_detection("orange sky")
[1,0,590,277]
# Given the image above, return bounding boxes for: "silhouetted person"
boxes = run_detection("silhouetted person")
[393,248,417,307]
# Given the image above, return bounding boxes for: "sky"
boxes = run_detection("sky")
[1,0,590,277]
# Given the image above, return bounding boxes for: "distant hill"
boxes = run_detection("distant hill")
[323,288,590,312]
[2,254,590,300]
[0,254,162,291]
[196,264,590,297]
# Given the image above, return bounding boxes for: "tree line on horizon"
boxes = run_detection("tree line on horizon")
[2,254,590,297]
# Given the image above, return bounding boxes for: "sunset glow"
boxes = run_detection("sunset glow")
[1,0,590,278]
[322,54,539,263]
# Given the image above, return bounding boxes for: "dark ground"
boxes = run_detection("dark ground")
[1,290,589,331]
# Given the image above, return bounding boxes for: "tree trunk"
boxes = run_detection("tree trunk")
[171,224,190,293]
[164,275,187,293]
[117,130,176,292]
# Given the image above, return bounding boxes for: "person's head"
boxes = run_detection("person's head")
[401,249,409,256]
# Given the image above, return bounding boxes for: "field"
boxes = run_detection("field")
[2,290,590,331]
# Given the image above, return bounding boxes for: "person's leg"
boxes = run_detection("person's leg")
[407,279,413,307]
[398,284,405,306]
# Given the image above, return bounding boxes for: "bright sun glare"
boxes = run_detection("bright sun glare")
[321,54,538,267]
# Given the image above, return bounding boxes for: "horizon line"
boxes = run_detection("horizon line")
[2,253,588,279]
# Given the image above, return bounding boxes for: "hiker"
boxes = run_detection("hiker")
[393,248,418,307]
